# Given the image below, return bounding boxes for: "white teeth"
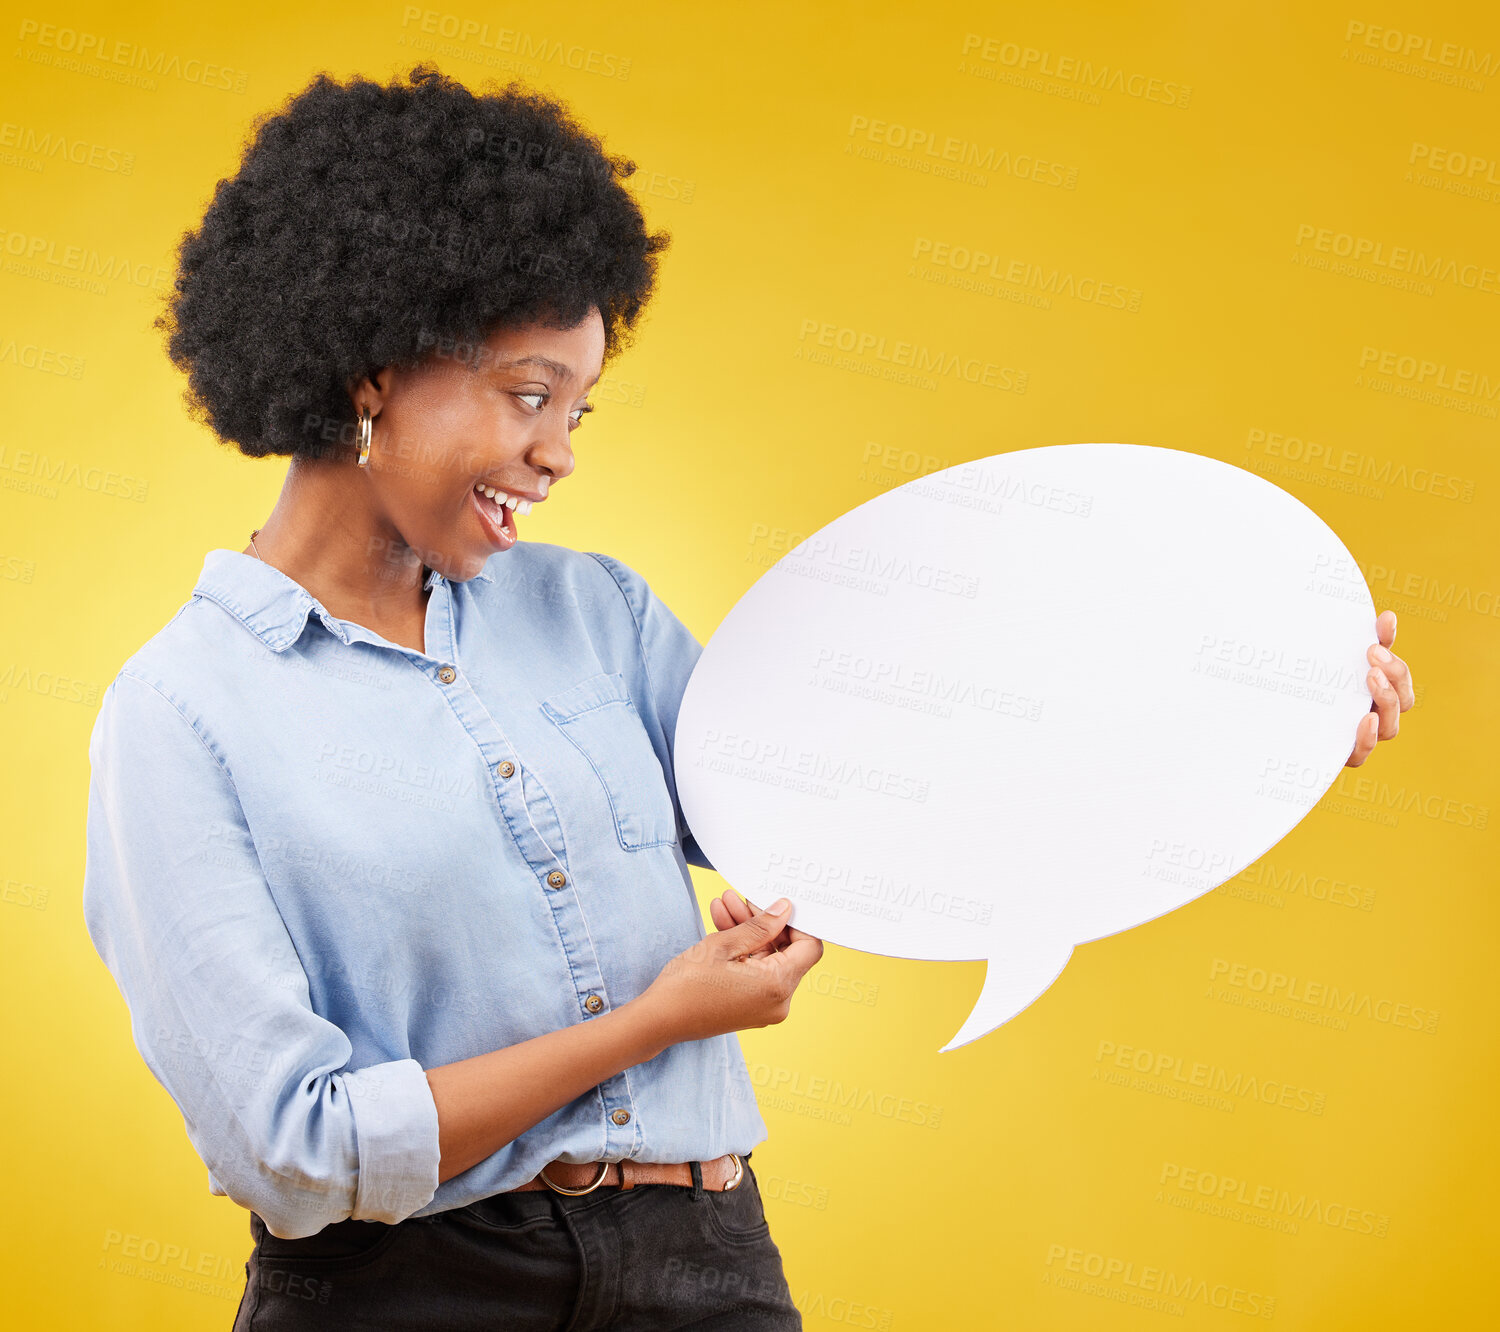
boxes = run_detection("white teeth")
[474,483,537,517]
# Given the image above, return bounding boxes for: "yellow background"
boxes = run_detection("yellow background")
[3,0,1497,1326]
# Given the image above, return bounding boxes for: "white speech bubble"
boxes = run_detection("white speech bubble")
[675,443,1377,1052]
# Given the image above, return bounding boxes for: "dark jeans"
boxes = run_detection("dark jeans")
[231,1154,801,1330]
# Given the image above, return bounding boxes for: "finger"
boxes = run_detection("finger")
[783,924,823,944]
[728,889,793,952]
[708,897,733,932]
[1345,710,1380,767]
[723,888,756,926]
[769,932,826,980]
[1367,641,1415,712]
[720,902,794,960]
[1376,609,1397,649]
[1368,668,1401,740]
[722,889,780,957]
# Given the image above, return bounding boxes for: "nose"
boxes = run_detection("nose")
[531,419,576,484]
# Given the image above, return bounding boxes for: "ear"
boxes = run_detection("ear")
[345,368,392,418]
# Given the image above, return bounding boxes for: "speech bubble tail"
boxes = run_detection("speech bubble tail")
[938,940,1076,1052]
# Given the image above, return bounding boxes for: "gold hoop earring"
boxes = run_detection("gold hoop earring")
[356,406,372,468]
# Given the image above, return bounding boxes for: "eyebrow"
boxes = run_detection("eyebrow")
[490,354,600,388]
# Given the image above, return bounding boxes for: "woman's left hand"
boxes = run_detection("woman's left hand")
[710,888,805,960]
[1347,610,1415,767]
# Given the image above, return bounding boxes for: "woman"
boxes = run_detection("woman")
[82,65,822,1330]
[82,61,1415,1332]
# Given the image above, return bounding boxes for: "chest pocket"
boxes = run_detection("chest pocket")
[540,671,680,852]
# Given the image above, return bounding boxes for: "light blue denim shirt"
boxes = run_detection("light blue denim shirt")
[81,541,767,1239]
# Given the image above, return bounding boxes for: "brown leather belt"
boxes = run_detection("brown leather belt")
[506,1152,744,1195]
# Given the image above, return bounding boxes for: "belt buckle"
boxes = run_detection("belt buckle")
[722,1152,745,1191]
[538,1161,611,1196]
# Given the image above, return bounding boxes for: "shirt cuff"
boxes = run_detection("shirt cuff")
[345,1058,442,1223]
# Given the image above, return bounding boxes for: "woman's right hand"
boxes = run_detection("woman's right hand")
[639,898,824,1046]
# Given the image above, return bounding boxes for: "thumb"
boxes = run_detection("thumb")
[720,897,793,955]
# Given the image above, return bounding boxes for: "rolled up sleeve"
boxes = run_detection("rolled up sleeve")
[81,672,441,1239]
[586,552,718,873]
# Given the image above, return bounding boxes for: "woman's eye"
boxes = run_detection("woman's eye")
[512,392,593,428]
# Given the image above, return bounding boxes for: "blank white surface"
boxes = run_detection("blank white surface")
[675,443,1376,1050]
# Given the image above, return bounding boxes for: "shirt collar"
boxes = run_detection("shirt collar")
[192,549,492,654]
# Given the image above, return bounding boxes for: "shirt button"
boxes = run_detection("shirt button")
[584,994,604,1014]
[496,760,515,778]
[611,1109,631,1125]
[437,666,457,684]
[547,870,567,889]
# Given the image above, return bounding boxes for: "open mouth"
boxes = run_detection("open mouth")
[471,486,517,550]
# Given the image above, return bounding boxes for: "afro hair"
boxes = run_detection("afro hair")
[155,63,670,459]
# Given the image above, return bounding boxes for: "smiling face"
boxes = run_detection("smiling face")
[350,307,606,583]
